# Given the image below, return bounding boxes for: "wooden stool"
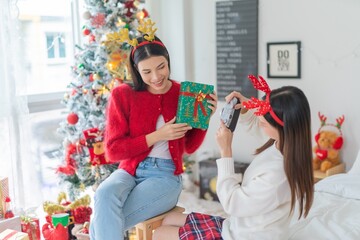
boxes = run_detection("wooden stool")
[135,206,185,240]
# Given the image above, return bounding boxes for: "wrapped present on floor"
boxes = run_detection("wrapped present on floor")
[0,228,29,240]
[0,176,10,218]
[21,216,40,240]
[176,81,214,130]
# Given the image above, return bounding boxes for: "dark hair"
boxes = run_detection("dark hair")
[255,86,314,219]
[129,36,171,91]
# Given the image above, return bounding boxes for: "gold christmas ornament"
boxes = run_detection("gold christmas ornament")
[93,73,101,80]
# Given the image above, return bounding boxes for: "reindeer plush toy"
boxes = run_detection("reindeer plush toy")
[313,112,345,172]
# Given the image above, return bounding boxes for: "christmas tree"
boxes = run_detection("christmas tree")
[56,0,149,199]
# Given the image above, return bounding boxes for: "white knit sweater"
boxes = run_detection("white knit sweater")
[216,111,292,240]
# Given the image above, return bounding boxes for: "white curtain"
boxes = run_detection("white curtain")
[0,0,41,210]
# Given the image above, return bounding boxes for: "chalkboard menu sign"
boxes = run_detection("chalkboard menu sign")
[216,0,258,99]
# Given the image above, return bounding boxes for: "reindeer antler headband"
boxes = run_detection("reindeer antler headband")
[242,75,284,126]
[316,112,345,150]
[106,19,165,59]
[318,112,345,134]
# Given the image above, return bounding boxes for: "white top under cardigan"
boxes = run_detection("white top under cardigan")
[216,110,292,240]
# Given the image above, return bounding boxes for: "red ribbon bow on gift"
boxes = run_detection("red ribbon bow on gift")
[180,91,211,118]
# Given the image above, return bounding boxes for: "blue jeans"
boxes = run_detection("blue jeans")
[90,157,182,240]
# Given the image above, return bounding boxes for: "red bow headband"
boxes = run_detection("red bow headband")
[242,75,284,126]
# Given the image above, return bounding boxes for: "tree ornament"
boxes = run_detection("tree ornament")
[91,13,106,28]
[93,73,101,80]
[78,63,85,69]
[83,128,109,166]
[125,9,133,18]
[67,113,79,125]
[88,34,96,43]
[83,11,91,20]
[71,89,77,96]
[82,26,91,36]
[56,144,78,175]
[142,9,149,18]
[124,0,135,9]
[89,73,94,82]
[136,11,145,20]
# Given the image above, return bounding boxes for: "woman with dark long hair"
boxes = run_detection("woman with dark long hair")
[153,75,314,240]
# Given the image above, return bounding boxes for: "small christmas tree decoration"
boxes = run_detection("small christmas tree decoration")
[67,112,79,125]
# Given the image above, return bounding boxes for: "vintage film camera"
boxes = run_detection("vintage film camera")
[220,98,240,132]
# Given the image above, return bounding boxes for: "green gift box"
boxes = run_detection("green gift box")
[176,81,214,130]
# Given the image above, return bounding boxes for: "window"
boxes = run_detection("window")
[46,32,66,60]
[10,0,84,205]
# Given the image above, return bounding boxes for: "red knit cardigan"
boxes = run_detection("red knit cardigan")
[104,80,207,176]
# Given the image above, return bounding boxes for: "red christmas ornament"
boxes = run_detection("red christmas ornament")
[89,34,96,43]
[79,139,86,146]
[125,9,133,18]
[83,28,91,36]
[124,0,134,9]
[67,113,79,125]
[89,73,94,82]
[143,9,149,18]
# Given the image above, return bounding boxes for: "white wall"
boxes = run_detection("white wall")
[146,0,360,170]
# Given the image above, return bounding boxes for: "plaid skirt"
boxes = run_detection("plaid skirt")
[179,212,225,240]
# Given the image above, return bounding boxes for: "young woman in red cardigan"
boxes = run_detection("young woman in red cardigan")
[89,31,218,239]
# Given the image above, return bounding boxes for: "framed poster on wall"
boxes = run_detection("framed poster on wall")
[267,41,301,78]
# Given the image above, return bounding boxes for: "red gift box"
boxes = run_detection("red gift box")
[21,217,40,240]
